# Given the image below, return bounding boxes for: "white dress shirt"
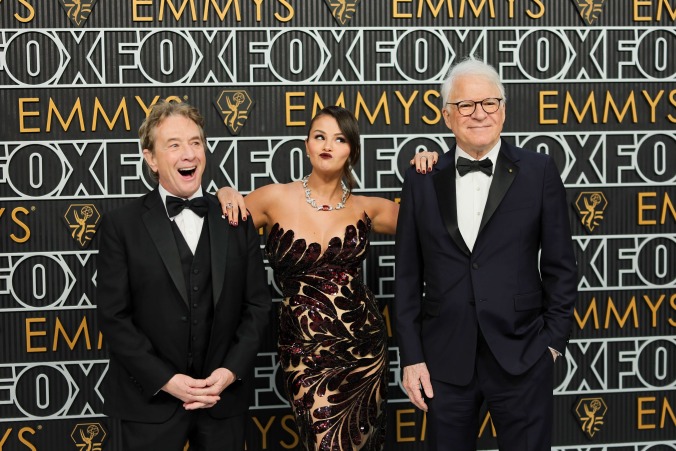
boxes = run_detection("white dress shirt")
[158,185,205,254]
[455,142,501,252]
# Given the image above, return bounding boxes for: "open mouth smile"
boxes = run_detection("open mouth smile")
[178,167,197,177]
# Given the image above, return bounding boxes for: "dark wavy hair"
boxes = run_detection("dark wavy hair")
[307,105,360,192]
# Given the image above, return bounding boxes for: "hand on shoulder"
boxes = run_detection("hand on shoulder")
[410,150,440,174]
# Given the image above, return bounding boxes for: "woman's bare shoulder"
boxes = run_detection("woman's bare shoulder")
[249,181,299,205]
[349,193,396,210]
[250,181,294,196]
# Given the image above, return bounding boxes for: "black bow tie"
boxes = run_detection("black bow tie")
[166,195,208,217]
[456,156,493,177]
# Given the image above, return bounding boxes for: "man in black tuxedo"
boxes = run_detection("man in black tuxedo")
[394,57,578,451]
[96,101,271,450]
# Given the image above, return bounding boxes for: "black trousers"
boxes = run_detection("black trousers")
[426,334,554,451]
[121,408,246,451]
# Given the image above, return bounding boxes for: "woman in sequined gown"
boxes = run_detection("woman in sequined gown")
[218,106,436,450]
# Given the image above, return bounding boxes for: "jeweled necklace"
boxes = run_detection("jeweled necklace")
[302,175,349,212]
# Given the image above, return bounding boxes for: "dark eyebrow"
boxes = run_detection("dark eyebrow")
[166,135,201,142]
[314,129,344,136]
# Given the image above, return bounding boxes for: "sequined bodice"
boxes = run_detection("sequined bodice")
[265,216,370,296]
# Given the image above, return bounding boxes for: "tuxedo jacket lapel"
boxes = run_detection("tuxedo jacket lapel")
[478,142,519,235]
[142,190,189,306]
[207,195,228,306]
[434,161,471,256]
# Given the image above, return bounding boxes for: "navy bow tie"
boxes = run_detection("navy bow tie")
[456,157,493,177]
[166,195,208,217]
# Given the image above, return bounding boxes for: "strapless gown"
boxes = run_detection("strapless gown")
[265,215,387,451]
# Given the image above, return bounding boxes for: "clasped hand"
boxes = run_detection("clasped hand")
[162,368,237,410]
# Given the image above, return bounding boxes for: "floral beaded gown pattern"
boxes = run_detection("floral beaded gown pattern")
[265,216,387,451]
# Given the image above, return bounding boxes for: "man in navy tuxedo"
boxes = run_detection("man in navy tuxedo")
[97,101,271,450]
[394,57,577,451]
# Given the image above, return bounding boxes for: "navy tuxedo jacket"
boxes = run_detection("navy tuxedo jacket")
[96,189,271,422]
[394,139,577,385]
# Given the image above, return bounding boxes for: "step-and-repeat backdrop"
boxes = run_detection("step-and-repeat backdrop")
[1,1,675,449]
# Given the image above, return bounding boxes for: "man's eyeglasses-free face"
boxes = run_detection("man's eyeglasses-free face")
[446,98,504,116]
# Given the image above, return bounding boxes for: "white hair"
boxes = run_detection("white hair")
[440,56,506,111]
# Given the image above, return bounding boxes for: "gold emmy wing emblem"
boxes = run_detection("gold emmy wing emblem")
[64,204,101,248]
[71,422,106,451]
[58,0,98,27]
[574,191,608,233]
[214,90,254,136]
[571,0,607,25]
[323,0,361,25]
[574,397,607,439]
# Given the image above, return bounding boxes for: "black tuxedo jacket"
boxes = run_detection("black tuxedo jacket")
[96,189,271,422]
[395,139,577,385]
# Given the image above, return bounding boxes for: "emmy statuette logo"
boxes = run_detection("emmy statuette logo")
[71,422,107,450]
[214,90,255,136]
[574,192,608,233]
[571,0,607,25]
[63,204,101,248]
[573,397,608,439]
[323,0,362,25]
[58,0,99,26]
